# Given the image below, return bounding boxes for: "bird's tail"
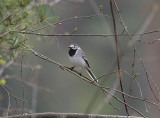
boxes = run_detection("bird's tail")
[86,69,98,83]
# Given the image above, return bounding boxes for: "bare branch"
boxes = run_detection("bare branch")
[20,53,25,114]
[7,112,143,118]
[110,0,129,115]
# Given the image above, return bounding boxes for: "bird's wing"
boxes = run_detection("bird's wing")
[82,55,90,68]
[78,48,90,68]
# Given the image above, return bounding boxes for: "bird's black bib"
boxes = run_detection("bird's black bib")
[69,48,77,57]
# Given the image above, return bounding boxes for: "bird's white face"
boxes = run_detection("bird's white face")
[68,44,79,50]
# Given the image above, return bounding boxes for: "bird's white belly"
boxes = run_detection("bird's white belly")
[69,55,87,68]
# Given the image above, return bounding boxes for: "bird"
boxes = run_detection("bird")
[68,44,98,83]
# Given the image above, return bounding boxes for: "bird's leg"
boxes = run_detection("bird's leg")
[80,68,83,76]
[70,66,75,71]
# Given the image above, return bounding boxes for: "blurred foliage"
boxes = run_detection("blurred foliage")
[0,59,6,65]
[0,0,58,115]
[0,0,56,62]
[38,4,47,22]
[0,0,34,61]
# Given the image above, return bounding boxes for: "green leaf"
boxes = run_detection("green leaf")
[0,59,6,65]
[11,38,20,49]
[6,56,11,61]
[99,5,103,11]
[0,79,6,85]
[38,5,46,22]
[135,73,140,77]
[74,27,78,32]
[5,0,19,9]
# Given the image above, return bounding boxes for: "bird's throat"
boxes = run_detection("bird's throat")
[69,48,77,57]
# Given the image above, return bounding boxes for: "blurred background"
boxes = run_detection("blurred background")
[0,0,160,117]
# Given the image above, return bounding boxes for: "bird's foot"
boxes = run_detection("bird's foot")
[69,66,75,71]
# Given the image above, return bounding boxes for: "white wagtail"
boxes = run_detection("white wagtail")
[68,44,98,83]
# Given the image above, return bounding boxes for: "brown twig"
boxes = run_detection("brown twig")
[0,15,11,24]
[102,90,120,111]
[20,52,25,114]
[7,91,11,116]
[110,0,129,116]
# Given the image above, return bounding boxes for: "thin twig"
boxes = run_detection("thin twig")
[20,53,25,114]
[102,88,146,118]
[0,84,27,102]
[102,90,120,111]
[14,98,18,115]
[7,91,11,117]
[110,0,129,116]
[0,15,11,24]
[30,14,111,32]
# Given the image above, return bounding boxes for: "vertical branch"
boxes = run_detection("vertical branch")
[85,0,119,113]
[7,92,11,117]
[14,98,18,115]
[109,0,129,116]
[31,70,40,113]
[20,52,25,114]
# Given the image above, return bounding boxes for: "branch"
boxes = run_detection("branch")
[26,47,147,117]
[1,29,160,39]
[7,112,143,118]
[0,15,11,24]
[110,0,129,116]
[20,53,25,114]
